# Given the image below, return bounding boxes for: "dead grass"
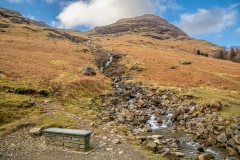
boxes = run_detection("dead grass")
[0,18,112,135]
[1,16,240,136]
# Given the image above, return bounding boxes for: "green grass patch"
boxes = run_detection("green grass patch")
[184,87,240,104]
[114,124,129,135]
[221,106,240,117]
[39,111,77,128]
[0,92,41,126]
[179,60,192,65]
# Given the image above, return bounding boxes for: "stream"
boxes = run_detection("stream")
[99,53,239,160]
[147,115,234,159]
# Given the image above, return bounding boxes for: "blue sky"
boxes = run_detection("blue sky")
[1,0,240,47]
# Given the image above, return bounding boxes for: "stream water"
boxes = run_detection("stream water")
[146,115,236,160]
[101,55,239,160]
[100,53,113,72]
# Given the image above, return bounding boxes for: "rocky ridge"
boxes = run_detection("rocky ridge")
[90,14,188,39]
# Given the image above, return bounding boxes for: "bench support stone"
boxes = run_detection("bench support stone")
[42,128,92,151]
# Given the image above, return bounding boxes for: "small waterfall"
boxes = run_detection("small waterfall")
[100,53,113,72]
[106,53,113,66]
[100,67,104,72]
[147,115,159,130]
[161,119,172,128]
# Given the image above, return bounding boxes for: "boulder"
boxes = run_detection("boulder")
[152,135,163,139]
[217,133,227,143]
[198,153,214,160]
[112,139,121,144]
[175,152,185,157]
[80,66,96,76]
[162,151,178,160]
[226,146,236,156]
[146,142,157,152]
[210,101,222,112]
[195,144,204,152]
[234,134,240,144]
[143,123,152,132]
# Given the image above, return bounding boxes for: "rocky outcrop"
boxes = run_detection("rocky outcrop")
[26,18,50,27]
[0,7,29,24]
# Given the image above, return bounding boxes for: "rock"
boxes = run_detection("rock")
[237,145,240,153]
[29,128,42,136]
[112,139,121,144]
[102,136,108,140]
[162,151,178,160]
[144,123,152,132]
[195,144,204,152]
[106,148,113,151]
[169,142,179,148]
[178,106,189,113]
[136,136,146,140]
[208,138,217,145]
[234,134,240,144]
[198,153,214,160]
[119,151,124,154]
[44,100,52,103]
[152,135,163,139]
[154,139,161,145]
[217,133,227,143]
[210,101,222,112]
[80,66,96,76]
[207,125,214,133]
[226,146,236,156]
[226,138,236,148]
[146,142,157,152]
[175,152,184,157]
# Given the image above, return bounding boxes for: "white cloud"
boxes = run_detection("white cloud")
[236,27,240,34]
[56,0,181,29]
[176,5,238,35]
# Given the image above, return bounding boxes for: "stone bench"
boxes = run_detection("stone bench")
[42,128,92,151]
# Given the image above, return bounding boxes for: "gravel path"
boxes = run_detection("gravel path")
[0,126,153,160]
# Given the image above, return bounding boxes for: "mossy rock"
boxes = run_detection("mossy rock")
[38,89,51,97]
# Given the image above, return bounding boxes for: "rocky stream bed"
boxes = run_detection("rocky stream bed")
[97,52,240,160]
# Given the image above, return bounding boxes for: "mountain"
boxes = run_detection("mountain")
[88,14,188,39]
[1,7,240,157]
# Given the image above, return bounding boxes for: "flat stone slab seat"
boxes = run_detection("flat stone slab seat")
[42,128,92,151]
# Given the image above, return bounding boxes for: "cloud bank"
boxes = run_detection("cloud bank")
[176,5,239,35]
[56,0,181,29]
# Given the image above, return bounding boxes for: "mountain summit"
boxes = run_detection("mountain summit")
[90,14,188,39]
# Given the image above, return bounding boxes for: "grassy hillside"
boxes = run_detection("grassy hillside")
[0,16,112,135]
[86,34,240,112]
[1,12,240,137]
